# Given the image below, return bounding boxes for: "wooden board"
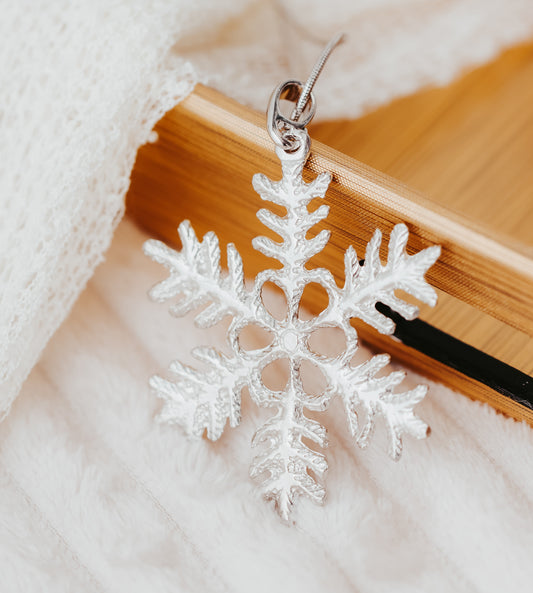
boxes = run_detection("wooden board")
[310,41,533,378]
[126,43,533,425]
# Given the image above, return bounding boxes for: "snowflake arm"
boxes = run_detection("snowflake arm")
[252,170,332,271]
[150,346,249,441]
[144,221,258,441]
[338,224,441,334]
[379,385,429,460]
[143,220,251,327]
[250,367,328,521]
[320,353,429,460]
[252,169,331,209]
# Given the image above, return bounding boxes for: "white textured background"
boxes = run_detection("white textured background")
[1,221,532,592]
[1,2,533,590]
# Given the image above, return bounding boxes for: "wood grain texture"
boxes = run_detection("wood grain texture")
[309,41,533,377]
[126,43,533,424]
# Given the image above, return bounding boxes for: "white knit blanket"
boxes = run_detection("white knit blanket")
[1,220,532,592]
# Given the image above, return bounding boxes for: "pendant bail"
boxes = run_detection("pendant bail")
[267,32,344,152]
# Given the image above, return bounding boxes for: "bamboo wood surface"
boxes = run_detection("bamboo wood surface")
[126,43,533,424]
[309,41,533,377]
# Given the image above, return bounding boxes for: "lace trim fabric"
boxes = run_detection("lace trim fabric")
[1,0,532,419]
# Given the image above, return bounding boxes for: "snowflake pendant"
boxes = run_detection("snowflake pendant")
[143,128,440,521]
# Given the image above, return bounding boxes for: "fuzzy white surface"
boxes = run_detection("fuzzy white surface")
[2,0,533,418]
[1,219,532,592]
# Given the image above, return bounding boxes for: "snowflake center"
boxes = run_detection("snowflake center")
[281,330,298,351]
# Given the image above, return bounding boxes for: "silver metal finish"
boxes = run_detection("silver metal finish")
[267,33,343,152]
[267,80,315,152]
[291,32,344,122]
[143,126,441,521]
[143,36,440,520]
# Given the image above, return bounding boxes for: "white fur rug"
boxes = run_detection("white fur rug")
[1,219,532,593]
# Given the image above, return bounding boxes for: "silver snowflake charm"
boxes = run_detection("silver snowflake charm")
[144,128,440,521]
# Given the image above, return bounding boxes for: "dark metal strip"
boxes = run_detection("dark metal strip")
[375,302,533,410]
